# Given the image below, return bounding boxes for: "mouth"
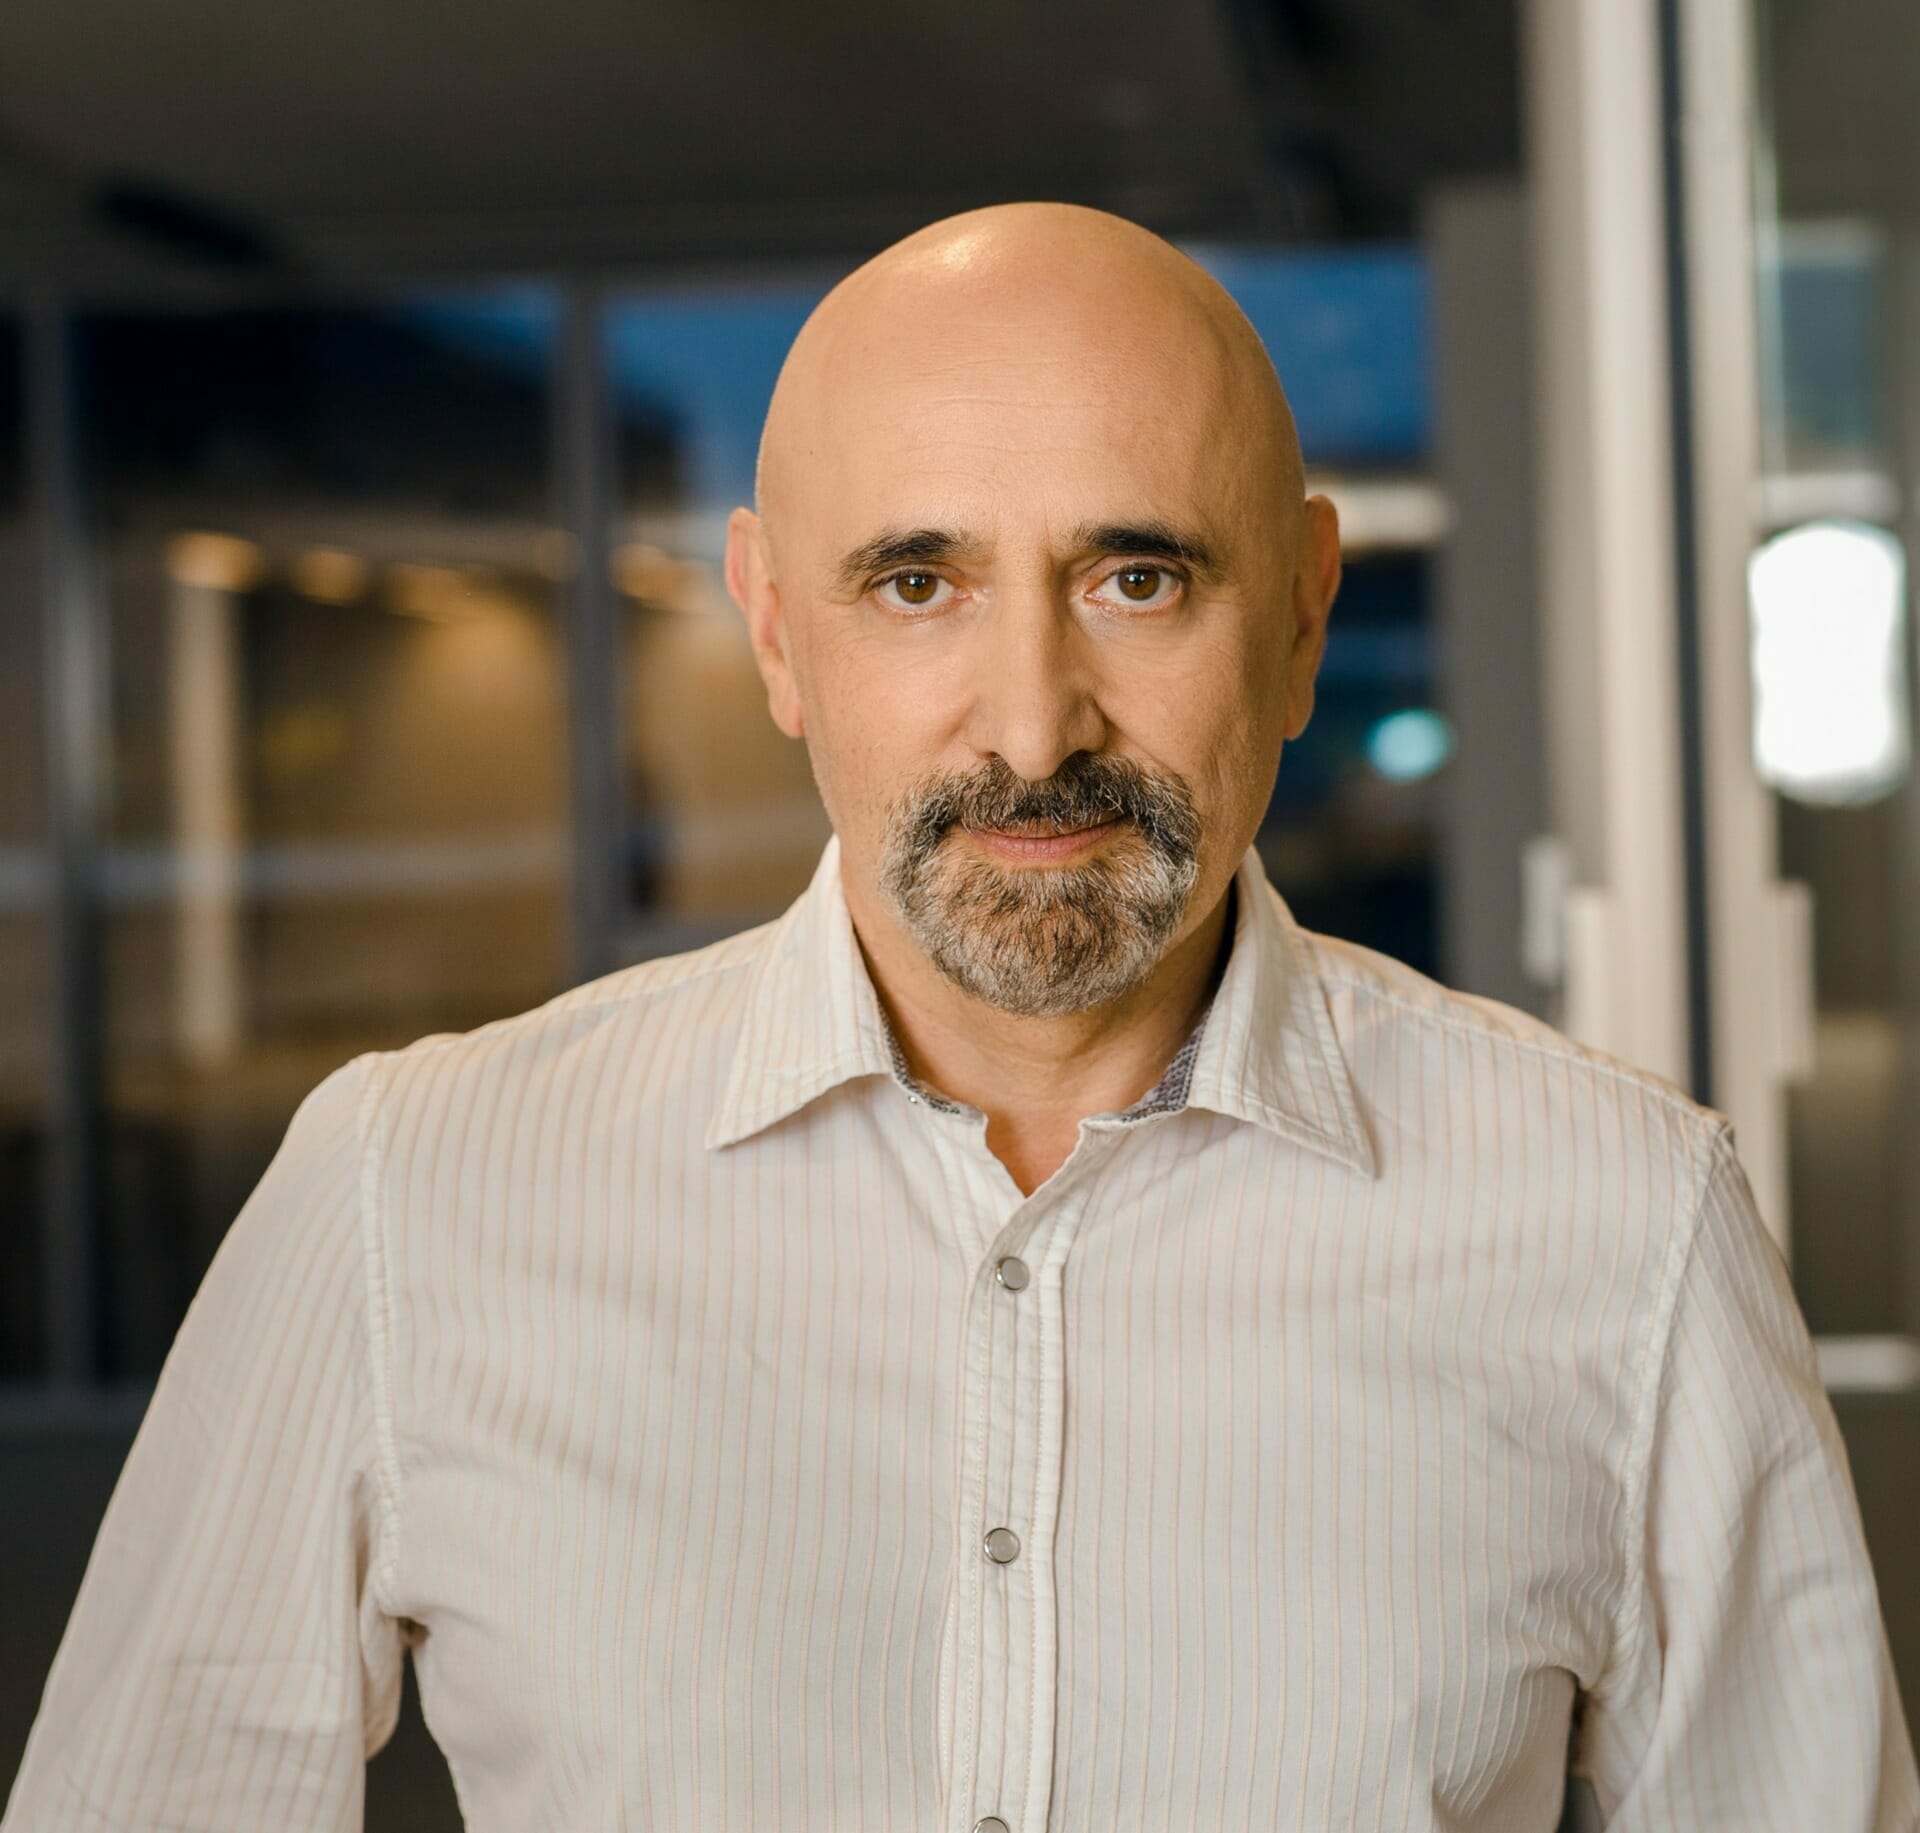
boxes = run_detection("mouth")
[959,816,1124,865]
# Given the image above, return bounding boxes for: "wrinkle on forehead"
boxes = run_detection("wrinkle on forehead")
[755,202,1304,568]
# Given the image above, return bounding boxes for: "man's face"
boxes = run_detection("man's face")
[729,259,1338,1016]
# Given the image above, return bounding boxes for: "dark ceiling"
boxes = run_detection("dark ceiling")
[0,0,1520,300]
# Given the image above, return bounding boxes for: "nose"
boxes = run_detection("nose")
[970,583,1109,783]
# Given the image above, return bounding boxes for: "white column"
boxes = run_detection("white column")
[1675,0,1810,1250]
[1523,0,1692,1089]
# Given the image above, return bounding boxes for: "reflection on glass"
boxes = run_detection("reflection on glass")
[80,293,565,1376]
[606,281,838,956]
[1263,549,1440,978]
[0,317,44,1380]
[1753,2,1920,1348]
[1757,221,1890,521]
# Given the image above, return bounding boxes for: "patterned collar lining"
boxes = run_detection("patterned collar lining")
[878,974,1217,1124]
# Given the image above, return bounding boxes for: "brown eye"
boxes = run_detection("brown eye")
[1116,566,1164,601]
[892,571,939,605]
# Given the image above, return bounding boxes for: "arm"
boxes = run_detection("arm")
[3,1054,407,1830]
[1575,1125,1920,1829]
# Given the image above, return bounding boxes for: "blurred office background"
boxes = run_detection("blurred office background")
[1,0,1916,1824]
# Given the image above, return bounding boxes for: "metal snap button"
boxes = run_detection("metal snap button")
[982,1525,1021,1563]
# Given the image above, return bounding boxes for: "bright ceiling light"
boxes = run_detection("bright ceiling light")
[290,546,370,604]
[1748,518,1908,805]
[164,530,265,593]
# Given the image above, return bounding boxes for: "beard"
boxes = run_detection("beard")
[878,752,1204,1017]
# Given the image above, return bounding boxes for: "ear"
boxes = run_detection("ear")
[1282,494,1342,741]
[724,506,805,739]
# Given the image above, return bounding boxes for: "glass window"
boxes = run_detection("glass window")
[0,317,45,1381]
[78,289,566,1377]
[606,278,841,958]
[1195,247,1442,979]
[1752,5,1920,1342]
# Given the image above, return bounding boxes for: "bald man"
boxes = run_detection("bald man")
[7,205,1914,1833]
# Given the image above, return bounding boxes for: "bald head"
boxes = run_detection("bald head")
[755,201,1306,561]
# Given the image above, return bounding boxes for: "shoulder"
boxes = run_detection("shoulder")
[1302,920,1729,1195]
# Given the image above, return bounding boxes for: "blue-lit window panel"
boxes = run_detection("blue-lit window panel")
[607,281,839,518]
[392,285,560,378]
[1311,622,1434,687]
[603,279,846,953]
[1257,552,1440,980]
[1760,224,1885,474]
[1184,245,1431,465]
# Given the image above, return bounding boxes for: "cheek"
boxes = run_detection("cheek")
[1115,638,1285,805]
[791,623,952,827]
[1174,711,1287,896]
[1213,621,1291,763]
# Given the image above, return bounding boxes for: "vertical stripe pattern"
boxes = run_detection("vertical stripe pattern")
[7,834,1916,1830]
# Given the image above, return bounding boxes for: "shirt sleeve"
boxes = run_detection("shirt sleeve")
[2,1053,408,1831]
[1574,1123,1920,1830]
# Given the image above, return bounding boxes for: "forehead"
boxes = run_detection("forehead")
[785,290,1276,555]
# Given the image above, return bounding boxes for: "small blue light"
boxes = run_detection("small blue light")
[1365,709,1454,782]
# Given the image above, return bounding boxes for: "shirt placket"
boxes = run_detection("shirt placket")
[932,1113,1122,1833]
[886,1005,1201,1833]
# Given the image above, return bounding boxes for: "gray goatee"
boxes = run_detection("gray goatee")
[879,752,1203,1017]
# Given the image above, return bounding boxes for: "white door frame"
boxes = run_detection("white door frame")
[1522,0,1809,1249]
[1522,0,1693,1095]
[1672,0,1813,1251]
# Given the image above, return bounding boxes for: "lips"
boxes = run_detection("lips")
[973,818,1118,839]
[960,816,1124,862]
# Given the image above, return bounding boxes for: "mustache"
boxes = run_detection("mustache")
[892,753,1202,866]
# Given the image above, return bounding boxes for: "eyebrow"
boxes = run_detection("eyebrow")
[830,517,1222,597]
[1068,519,1221,580]
[831,527,981,597]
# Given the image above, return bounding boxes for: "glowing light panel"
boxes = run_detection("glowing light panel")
[1748,519,1908,805]
[1365,708,1454,782]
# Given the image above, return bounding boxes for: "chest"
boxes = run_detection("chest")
[388,1118,1630,1831]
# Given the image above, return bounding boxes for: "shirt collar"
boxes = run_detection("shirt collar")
[706,832,1377,1179]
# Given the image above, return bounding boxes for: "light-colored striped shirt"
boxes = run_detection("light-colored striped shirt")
[7,834,1916,1832]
